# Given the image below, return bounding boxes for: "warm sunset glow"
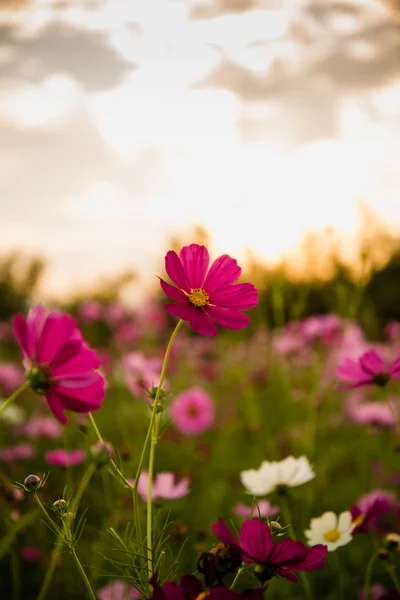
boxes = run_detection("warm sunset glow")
[0,0,399,298]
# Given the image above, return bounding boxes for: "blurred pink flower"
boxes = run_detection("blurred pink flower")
[336,350,400,389]
[346,393,398,429]
[122,352,162,401]
[170,387,214,435]
[301,314,342,345]
[17,416,63,439]
[21,547,42,562]
[114,322,138,345]
[14,305,105,424]
[44,448,85,467]
[386,321,400,342]
[234,500,279,519]
[97,580,141,600]
[0,362,24,395]
[160,243,258,337]
[132,471,190,502]
[0,443,35,462]
[358,584,387,600]
[79,300,102,323]
[350,489,396,534]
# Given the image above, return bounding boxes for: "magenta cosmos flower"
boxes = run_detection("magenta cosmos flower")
[14,305,105,424]
[350,490,396,534]
[150,574,265,600]
[44,448,85,467]
[159,244,258,337]
[212,518,327,584]
[130,471,190,502]
[170,387,214,435]
[336,350,400,389]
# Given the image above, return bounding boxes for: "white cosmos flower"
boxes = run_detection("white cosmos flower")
[240,455,315,496]
[305,511,353,551]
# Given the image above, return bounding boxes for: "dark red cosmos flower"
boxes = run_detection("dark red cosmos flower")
[350,491,394,534]
[150,574,265,600]
[212,518,327,584]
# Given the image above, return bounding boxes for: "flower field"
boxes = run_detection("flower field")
[1,244,400,600]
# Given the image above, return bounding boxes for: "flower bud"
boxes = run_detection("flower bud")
[385,533,400,551]
[53,499,67,513]
[378,548,389,560]
[270,521,282,531]
[23,475,41,491]
[89,440,113,467]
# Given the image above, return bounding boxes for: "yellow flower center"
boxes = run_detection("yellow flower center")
[188,288,209,308]
[352,513,365,528]
[195,594,209,600]
[323,528,341,543]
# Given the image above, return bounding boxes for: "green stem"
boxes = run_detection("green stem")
[88,413,131,488]
[230,566,245,590]
[385,562,400,592]
[0,381,30,418]
[333,551,345,600]
[37,464,96,600]
[145,319,184,577]
[280,493,313,600]
[364,550,379,600]
[70,547,97,600]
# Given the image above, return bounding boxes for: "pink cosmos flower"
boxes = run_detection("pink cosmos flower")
[346,392,399,429]
[212,518,327,584]
[79,300,102,323]
[300,314,342,345]
[386,321,400,342]
[350,490,397,534]
[122,352,163,401]
[21,547,42,562]
[159,244,258,337]
[0,443,35,462]
[0,362,24,395]
[234,501,279,519]
[336,350,400,389]
[97,580,141,600]
[14,305,105,424]
[132,471,190,502]
[170,387,214,435]
[44,448,85,467]
[17,416,63,439]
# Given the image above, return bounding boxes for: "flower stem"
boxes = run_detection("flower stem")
[385,562,400,593]
[0,381,30,418]
[280,493,313,600]
[145,319,184,577]
[70,547,97,600]
[364,549,379,600]
[230,566,245,590]
[37,464,96,600]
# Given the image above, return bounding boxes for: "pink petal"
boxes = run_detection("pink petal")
[336,358,371,382]
[45,391,68,424]
[14,314,30,358]
[49,340,83,370]
[159,278,187,301]
[179,244,210,288]
[211,518,240,549]
[275,567,298,583]
[269,539,307,567]
[360,350,385,376]
[203,255,241,294]
[52,372,101,388]
[26,306,48,358]
[206,306,249,330]
[239,520,272,563]
[36,314,76,364]
[389,357,400,378]
[209,283,258,310]
[165,251,191,292]
[189,309,218,337]
[164,300,196,321]
[51,346,101,376]
[54,376,105,405]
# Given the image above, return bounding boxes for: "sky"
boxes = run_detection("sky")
[0,0,400,299]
